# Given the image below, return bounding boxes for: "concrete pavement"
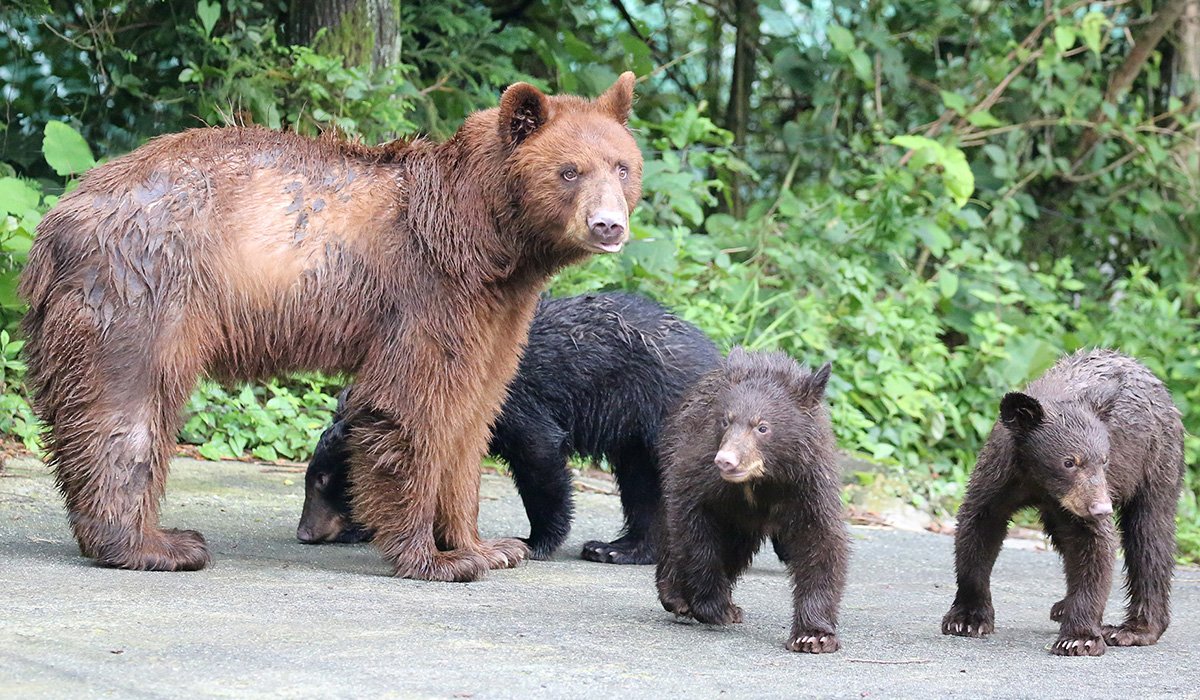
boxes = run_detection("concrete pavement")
[1,456,1197,699]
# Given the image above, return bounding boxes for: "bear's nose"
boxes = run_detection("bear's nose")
[1090,500,1114,517]
[714,450,740,471]
[296,525,320,543]
[588,211,626,243]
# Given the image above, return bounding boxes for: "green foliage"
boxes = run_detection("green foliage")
[2,0,1199,560]
[180,378,342,462]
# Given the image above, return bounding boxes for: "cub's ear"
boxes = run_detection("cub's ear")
[1000,392,1043,433]
[808,361,833,399]
[594,71,636,125]
[790,361,832,406]
[724,345,753,382]
[498,82,550,149]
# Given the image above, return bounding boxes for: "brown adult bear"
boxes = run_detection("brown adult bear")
[20,73,643,582]
[942,349,1184,655]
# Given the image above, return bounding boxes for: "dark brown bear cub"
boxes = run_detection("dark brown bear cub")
[20,73,642,582]
[656,347,847,653]
[943,349,1184,656]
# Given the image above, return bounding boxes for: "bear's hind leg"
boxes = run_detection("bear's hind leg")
[45,324,207,571]
[1104,487,1176,646]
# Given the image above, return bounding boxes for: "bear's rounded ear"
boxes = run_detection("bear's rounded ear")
[809,361,833,398]
[1000,392,1043,433]
[498,82,550,149]
[594,71,636,125]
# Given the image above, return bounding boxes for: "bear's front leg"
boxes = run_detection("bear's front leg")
[348,412,490,582]
[1102,486,1175,647]
[1048,513,1115,656]
[669,509,743,625]
[943,496,1017,638]
[777,497,847,654]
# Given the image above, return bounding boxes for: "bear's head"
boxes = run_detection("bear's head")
[488,73,642,258]
[999,391,1114,520]
[297,418,372,544]
[711,348,833,484]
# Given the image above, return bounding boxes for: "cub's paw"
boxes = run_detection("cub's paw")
[1102,624,1161,647]
[580,538,655,565]
[521,537,559,562]
[941,605,994,638]
[1051,633,1106,656]
[691,601,743,625]
[1049,598,1067,622]
[786,631,840,654]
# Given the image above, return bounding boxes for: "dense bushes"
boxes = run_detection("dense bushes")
[2,0,1198,558]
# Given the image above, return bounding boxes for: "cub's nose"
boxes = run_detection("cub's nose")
[714,450,739,471]
[588,210,627,245]
[1090,500,1114,517]
[296,525,320,543]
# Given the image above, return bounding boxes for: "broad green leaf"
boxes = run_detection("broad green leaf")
[1053,26,1076,52]
[0,178,41,217]
[914,220,951,256]
[197,0,220,39]
[827,25,854,54]
[42,121,96,177]
[940,90,966,115]
[848,49,872,82]
[939,145,975,208]
[939,271,959,299]
[1081,11,1109,55]
[966,110,1001,128]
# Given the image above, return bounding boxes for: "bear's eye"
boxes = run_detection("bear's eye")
[756,424,770,434]
[617,164,628,180]
[560,167,578,182]
[720,415,730,429]
[1063,458,1077,470]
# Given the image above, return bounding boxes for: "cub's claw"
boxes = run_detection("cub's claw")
[1050,633,1106,656]
[786,632,840,654]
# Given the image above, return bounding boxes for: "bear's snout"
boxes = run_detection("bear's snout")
[1089,499,1114,517]
[587,210,627,252]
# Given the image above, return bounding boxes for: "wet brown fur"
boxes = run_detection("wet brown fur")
[20,74,642,581]
[942,349,1185,655]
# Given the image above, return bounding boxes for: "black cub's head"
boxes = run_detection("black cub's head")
[999,391,1113,519]
[711,347,833,484]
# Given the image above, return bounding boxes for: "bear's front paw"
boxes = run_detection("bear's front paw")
[1051,633,1106,656]
[475,537,528,569]
[786,631,840,654]
[941,605,994,638]
[1102,624,1161,647]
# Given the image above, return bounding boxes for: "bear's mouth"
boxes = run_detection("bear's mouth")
[590,239,625,253]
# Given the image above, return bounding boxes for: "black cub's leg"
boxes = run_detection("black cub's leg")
[496,421,574,561]
[582,441,661,564]
[778,497,847,653]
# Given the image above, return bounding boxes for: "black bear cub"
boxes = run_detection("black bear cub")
[297,292,721,563]
[656,347,847,653]
[943,349,1184,656]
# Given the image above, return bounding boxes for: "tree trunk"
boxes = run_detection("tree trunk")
[724,0,759,217]
[288,0,401,70]
[1074,0,1191,160]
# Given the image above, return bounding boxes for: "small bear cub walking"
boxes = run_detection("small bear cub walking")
[943,349,1184,656]
[656,347,848,653]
